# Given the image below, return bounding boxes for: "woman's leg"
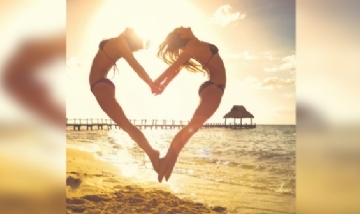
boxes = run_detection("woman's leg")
[158,84,224,182]
[92,82,160,172]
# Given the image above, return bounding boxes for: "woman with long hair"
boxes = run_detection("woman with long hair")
[154,27,226,182]
[89,28,161,173]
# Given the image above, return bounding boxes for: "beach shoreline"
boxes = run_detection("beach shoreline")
[65,126,296,214]
[66,147,227,214]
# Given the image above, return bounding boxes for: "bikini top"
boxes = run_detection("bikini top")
[99,40,107,50]
[209,43,219,55]
[99,39,119,72]
[192,42,219,70]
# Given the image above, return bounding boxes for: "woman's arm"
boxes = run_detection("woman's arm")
[161,67,181,89]
[153,67,180,95]
[116,36,153,87]
[154,46,193,91]
[154,67,179,85]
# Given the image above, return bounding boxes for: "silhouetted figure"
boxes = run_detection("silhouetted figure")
[154,27,226,182]
[89,28,162,172]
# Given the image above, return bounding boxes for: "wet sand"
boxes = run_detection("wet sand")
[66,148,227,214]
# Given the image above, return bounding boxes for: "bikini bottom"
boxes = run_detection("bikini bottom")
[198,81,225,95]
[90,78,115,92]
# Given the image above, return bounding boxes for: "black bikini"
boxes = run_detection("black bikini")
[91,40,225,95]
[198,80,225,95]
[90,40,119,92]
[197,43,225,95]
[97,40,120,72]
[90,78,115,92]
[204,43,218,66]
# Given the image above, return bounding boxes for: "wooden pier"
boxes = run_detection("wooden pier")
[66,118,256,131]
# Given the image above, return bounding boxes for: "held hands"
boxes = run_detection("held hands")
[150,68,174,95]
[150,80,164,95]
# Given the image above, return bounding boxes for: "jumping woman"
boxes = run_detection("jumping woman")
[89,28,161,173]
[154,27,226,182]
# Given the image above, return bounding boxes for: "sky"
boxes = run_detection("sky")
[1,1,360,213]
[296,0,360,125]
[66,0,296,125]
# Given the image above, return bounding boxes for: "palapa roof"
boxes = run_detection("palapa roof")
[223,105,254,119]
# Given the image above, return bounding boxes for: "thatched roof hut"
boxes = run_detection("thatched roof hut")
[223,105,255,125]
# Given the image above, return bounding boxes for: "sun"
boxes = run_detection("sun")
[78,0,209,120]
[88,0,207,51]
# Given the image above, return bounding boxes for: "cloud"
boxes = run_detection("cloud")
[279,54,296,70]
[226,51,257,60]
[261,77,295,89]
[263,67,279,72]
[226,53,242,59]
[242,51,258,60]
[264,51,277,61]
[243,76,295,90]
[264,53,296,73]
[210,5,245,27]
[244,76,260,84]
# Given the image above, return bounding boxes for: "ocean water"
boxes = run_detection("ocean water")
[66,125,296,214]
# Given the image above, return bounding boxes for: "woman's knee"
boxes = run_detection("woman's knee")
[121,122,137,133]
[185,122,203,133]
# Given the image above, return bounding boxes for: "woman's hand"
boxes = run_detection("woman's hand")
[152,67,181,96]
[150,81,164,95]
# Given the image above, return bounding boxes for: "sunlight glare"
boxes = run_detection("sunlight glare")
[80,0,214,120]
[99,0,207,49]
[119,163,140,178]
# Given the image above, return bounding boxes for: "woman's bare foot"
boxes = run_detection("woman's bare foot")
[158,149,178,183]
[148,150,160,173]
[158,157,166,183]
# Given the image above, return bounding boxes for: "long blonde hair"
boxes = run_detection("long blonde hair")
[157,29,204,74]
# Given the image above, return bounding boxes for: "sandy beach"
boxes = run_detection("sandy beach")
[66,148,227,214]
